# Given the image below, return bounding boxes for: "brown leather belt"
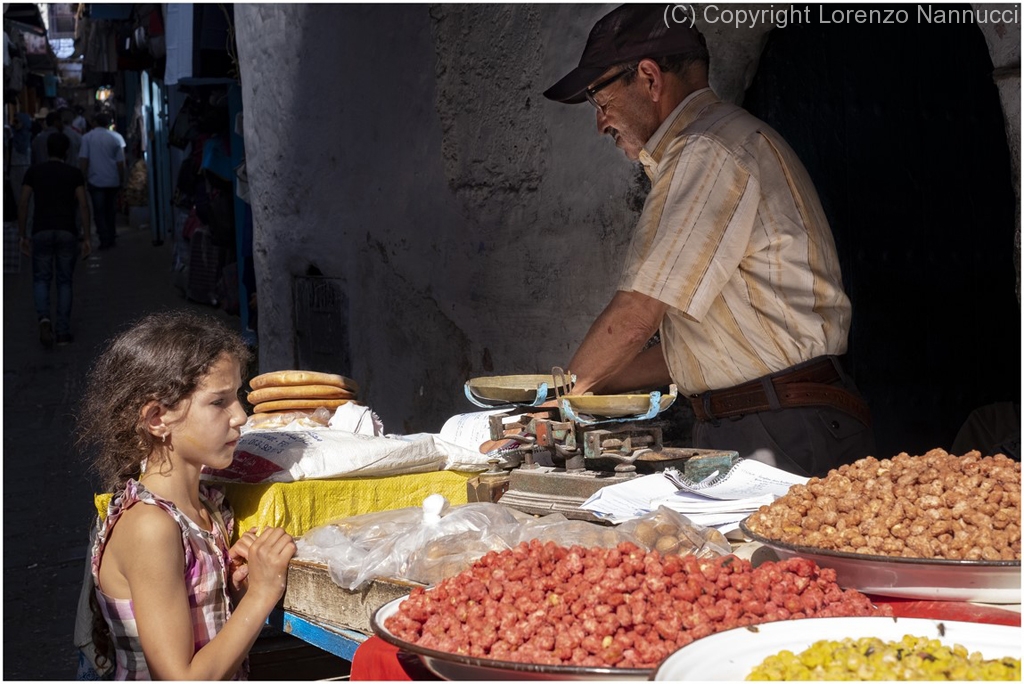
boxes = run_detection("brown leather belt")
[688,356,872,427]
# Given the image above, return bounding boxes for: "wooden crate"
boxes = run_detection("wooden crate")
[282,559,423,635]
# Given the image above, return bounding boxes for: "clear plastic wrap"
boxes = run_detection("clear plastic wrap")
[329,504,434,547]
[368,499,522,588]
[243,407,333,432]
[295,526,369,588]
[296,496,524,589]
[295,499,732,590]
[514,513,642,549]
[618,505,732,559]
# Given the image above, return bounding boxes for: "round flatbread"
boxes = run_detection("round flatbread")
[252,398,358,414]
[250,370,359,393]
[247,384,356,405]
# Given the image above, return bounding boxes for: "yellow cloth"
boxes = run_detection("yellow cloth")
[94,471,474,540]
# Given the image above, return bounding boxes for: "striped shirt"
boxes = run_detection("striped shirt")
[621,88,850,394]
[91,480,242,680]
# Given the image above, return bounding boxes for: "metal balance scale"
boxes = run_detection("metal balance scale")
[463,369,738,521]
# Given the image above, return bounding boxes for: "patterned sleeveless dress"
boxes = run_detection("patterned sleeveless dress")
[90,480,242,680]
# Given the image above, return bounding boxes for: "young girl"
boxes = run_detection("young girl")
[79,311,295,680]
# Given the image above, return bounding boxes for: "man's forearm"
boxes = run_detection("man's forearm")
[601,343,672,394]
[567,290,667,395]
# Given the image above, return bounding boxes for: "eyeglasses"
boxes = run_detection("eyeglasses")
[584,66,635,112]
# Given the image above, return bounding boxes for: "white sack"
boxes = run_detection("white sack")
[204,430,447,483]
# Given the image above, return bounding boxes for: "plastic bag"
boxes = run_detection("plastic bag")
[331,503,440,547]
[243,408,333,432]
[618,506,731,559]
[296,526,369,589]
[295,499,732,592]
[295,496,524,590]
[515,514,642,549]
[352,498,523,588]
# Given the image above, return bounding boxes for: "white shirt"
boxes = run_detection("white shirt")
[78,128,126,188]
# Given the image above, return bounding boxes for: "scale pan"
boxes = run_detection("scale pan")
[466,374,568,404]
[562,393,674,418]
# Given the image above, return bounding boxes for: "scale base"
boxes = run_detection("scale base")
[498,468,629,522]
[496,449,740,522]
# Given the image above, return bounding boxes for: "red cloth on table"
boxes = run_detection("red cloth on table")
[877,597,1021,626]
[349,599,1020,681]
[350,637,438,681]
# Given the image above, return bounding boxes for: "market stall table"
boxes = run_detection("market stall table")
[267,608,367,663]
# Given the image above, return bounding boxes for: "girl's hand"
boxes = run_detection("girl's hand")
[228,528,258,595]
[229,527,258,561]
[243,527,296,610]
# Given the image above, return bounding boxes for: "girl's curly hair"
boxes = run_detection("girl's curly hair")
[77,310,252,493]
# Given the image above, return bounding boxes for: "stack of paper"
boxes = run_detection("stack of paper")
[580,459,808,535]
[578,474,678,523]
[649,489,777,533]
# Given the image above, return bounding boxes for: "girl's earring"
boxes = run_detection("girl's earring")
[160,434,168,444]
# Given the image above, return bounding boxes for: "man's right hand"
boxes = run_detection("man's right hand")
[80,238,92,259]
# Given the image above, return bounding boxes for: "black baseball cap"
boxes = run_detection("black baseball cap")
[543,4,706,104]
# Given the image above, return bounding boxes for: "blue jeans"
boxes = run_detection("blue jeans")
[88,185,119,247]
[32,230,78,336]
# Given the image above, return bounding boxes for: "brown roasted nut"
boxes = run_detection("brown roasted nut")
[633,521,657,548]
[655,535,679,555]
[653,522,676,537]
[746,449,1021,561]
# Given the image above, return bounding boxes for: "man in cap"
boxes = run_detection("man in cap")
[544,4,873,476]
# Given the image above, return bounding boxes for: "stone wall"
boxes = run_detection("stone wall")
[235,4,641,433]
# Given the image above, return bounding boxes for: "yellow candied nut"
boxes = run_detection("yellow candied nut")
[746,635,1021,681]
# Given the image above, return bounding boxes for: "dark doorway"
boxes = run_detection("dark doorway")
[743,4,1020,458]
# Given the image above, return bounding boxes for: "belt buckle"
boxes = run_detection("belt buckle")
[694,391,721,427]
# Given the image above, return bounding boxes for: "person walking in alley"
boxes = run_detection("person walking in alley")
[19,132,91,348]
[33,109,83,166]
[78,112,125,250]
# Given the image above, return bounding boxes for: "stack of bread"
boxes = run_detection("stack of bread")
[247,370,360,421]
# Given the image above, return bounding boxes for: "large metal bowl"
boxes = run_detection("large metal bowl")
[740,518,1021,603]
[372,596,652,680]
